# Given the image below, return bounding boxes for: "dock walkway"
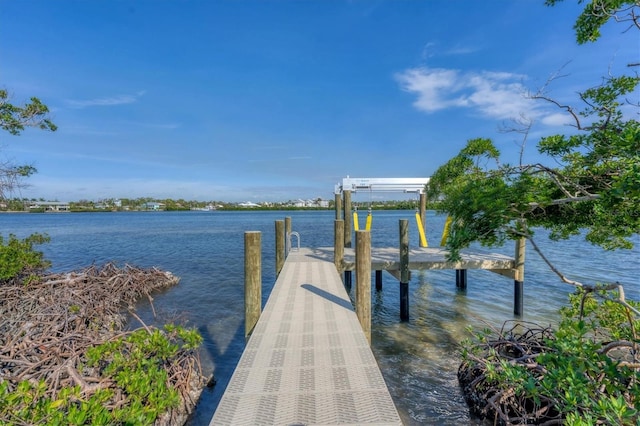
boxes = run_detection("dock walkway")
[210,248,402,425]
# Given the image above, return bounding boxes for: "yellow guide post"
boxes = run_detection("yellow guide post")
[440,216,452,246]
[415,212,428,247]
[365,209,372,231]
[353,211,360,231]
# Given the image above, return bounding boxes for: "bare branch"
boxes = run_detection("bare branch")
[524,235,585,287]
[529,194,601,210]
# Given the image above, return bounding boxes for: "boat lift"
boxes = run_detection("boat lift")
[334,176,430,195]
[334,176,431,248]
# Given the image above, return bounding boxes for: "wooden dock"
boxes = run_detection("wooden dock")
[210,247,403,425]
[310,246,516,277]
[210,213,525,425]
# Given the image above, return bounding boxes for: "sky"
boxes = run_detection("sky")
[1,0,638,203]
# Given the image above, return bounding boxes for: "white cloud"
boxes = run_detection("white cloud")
[65,91,145,108]
[395,67,467,112]
[396,67,541,120]
[421,41,480,60]
[540,112,574,127]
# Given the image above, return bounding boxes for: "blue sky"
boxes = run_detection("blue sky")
[1,1,637,202]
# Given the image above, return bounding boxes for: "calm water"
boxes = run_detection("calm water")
[2,211,638,425]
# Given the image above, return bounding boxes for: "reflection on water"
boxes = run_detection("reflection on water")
[366,272,490,425]
[2,210,638,425]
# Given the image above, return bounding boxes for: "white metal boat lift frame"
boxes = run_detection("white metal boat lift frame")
[334,176,431,195]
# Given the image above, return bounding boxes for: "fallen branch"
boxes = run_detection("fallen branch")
[0,262,206,425]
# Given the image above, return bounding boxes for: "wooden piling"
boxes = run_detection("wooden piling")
[275,220,285,276]
[419,193,427,248]
[456,269,467,290]
[356,230,371,344]
[514,237,525,316]
[334,219,344,271]
[334,193,342,220]
[343,190,352,248]
[375,270,383,291]
[244,231,261,337]
[399,219,410,321]
[285,216,291,235]
[284,216,292,256]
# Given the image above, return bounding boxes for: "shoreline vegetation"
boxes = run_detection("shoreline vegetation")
[0,261,209,425]
[0,198,435,213]
[457,290,640,425]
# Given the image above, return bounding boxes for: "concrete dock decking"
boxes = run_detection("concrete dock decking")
[210,248,402,425]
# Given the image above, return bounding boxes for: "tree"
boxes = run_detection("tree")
[428,73,639,269]
[432,3,640,423]
[546,0,640,46]
[427,3,639,290]
[0,89,57,136]
[0,89,57,199]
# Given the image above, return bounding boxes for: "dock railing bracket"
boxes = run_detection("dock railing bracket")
[286,231,300,255]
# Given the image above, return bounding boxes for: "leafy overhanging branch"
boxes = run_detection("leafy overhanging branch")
[545,0,640,46]
[0,89,57,136]
[0,88,57,200]
[450,3,640,424]
[428,75,640,264]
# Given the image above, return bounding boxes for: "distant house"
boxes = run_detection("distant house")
[143,202,165,211]
[29,201,70,212]
[293,198,329,208]
[238,201,260,208]
[316,198,329,208]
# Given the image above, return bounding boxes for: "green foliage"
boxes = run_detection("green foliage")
[0,324,202,425]
[428,0,640,262]
[0,233,50,282]
[0,89,57,135]
[545,0,638,44]
[461,288,640,424]
[0,381,113,425]
[428,74,640,260]
[1,88,56,199]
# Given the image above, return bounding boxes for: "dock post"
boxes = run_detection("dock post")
[456,269,467,290]
[335,193,342,220]
[356,230,372,344]
[334,219,344,272]
[344,190,352,248]
[245,231,261,337]
[375,270,383,291]
[344,271,352,291]
[399,219,410,321]
[419,193,427,247]
[275,220,285,276]
[284,216,292,256]
[285,216,292,234]
[514,237,525,316]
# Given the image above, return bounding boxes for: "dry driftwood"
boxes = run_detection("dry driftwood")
[0,263,207,425]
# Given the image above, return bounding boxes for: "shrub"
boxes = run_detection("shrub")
[0,324,203,425]
[459,287,640,425]
[0,233,50,282]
